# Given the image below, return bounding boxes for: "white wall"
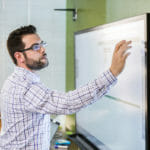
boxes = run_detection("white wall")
[0,0,66,108]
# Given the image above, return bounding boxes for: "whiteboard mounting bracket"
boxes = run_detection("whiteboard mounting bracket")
[54,8,77,21]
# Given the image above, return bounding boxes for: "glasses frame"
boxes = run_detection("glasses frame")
[17,41,47,52]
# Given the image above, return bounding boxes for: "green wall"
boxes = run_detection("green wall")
[106,0,150,23]
[65,0,106,133]
[65,0,150,133]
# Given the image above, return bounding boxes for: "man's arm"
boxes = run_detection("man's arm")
[23,69,116,115]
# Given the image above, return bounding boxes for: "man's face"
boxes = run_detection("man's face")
[22,34,49,71]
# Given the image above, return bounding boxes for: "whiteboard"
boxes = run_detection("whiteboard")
[75,14,149,150]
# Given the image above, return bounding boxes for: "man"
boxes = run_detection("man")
[0,25,131,149]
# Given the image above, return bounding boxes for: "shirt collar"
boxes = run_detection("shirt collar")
[14,66,40,83]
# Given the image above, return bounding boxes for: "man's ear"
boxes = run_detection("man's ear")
[14,52,25,64]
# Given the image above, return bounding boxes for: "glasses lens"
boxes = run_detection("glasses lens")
[32,41,47,51]
[32,44,41,51]
[41,41,47,47]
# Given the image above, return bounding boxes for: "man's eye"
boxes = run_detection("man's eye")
[33,45,40,50]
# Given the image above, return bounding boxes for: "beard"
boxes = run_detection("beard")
[23,52,49,71]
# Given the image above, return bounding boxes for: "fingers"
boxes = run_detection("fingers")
[115,40,132,52]
[114,40,126,52]
[118,40,132,56]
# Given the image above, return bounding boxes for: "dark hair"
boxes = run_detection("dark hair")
[7,25,37,65]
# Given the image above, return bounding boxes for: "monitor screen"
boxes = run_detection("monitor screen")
[75,14,149,150]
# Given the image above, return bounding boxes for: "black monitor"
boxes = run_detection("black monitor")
[75,14,150,150]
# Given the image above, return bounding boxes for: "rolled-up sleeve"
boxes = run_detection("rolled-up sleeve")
[24,70,117,115]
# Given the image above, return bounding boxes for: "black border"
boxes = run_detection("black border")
[74,13,149,150]
[146,13,150,150]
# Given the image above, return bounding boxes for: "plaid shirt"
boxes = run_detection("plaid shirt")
[0,66,117,150]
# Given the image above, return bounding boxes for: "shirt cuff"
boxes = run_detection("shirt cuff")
[108,69,117,82]
[96,69,117,89]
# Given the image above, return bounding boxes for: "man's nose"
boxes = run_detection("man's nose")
[39,46,46,54]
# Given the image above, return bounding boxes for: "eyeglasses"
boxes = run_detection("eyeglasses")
[18,41,47,52]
